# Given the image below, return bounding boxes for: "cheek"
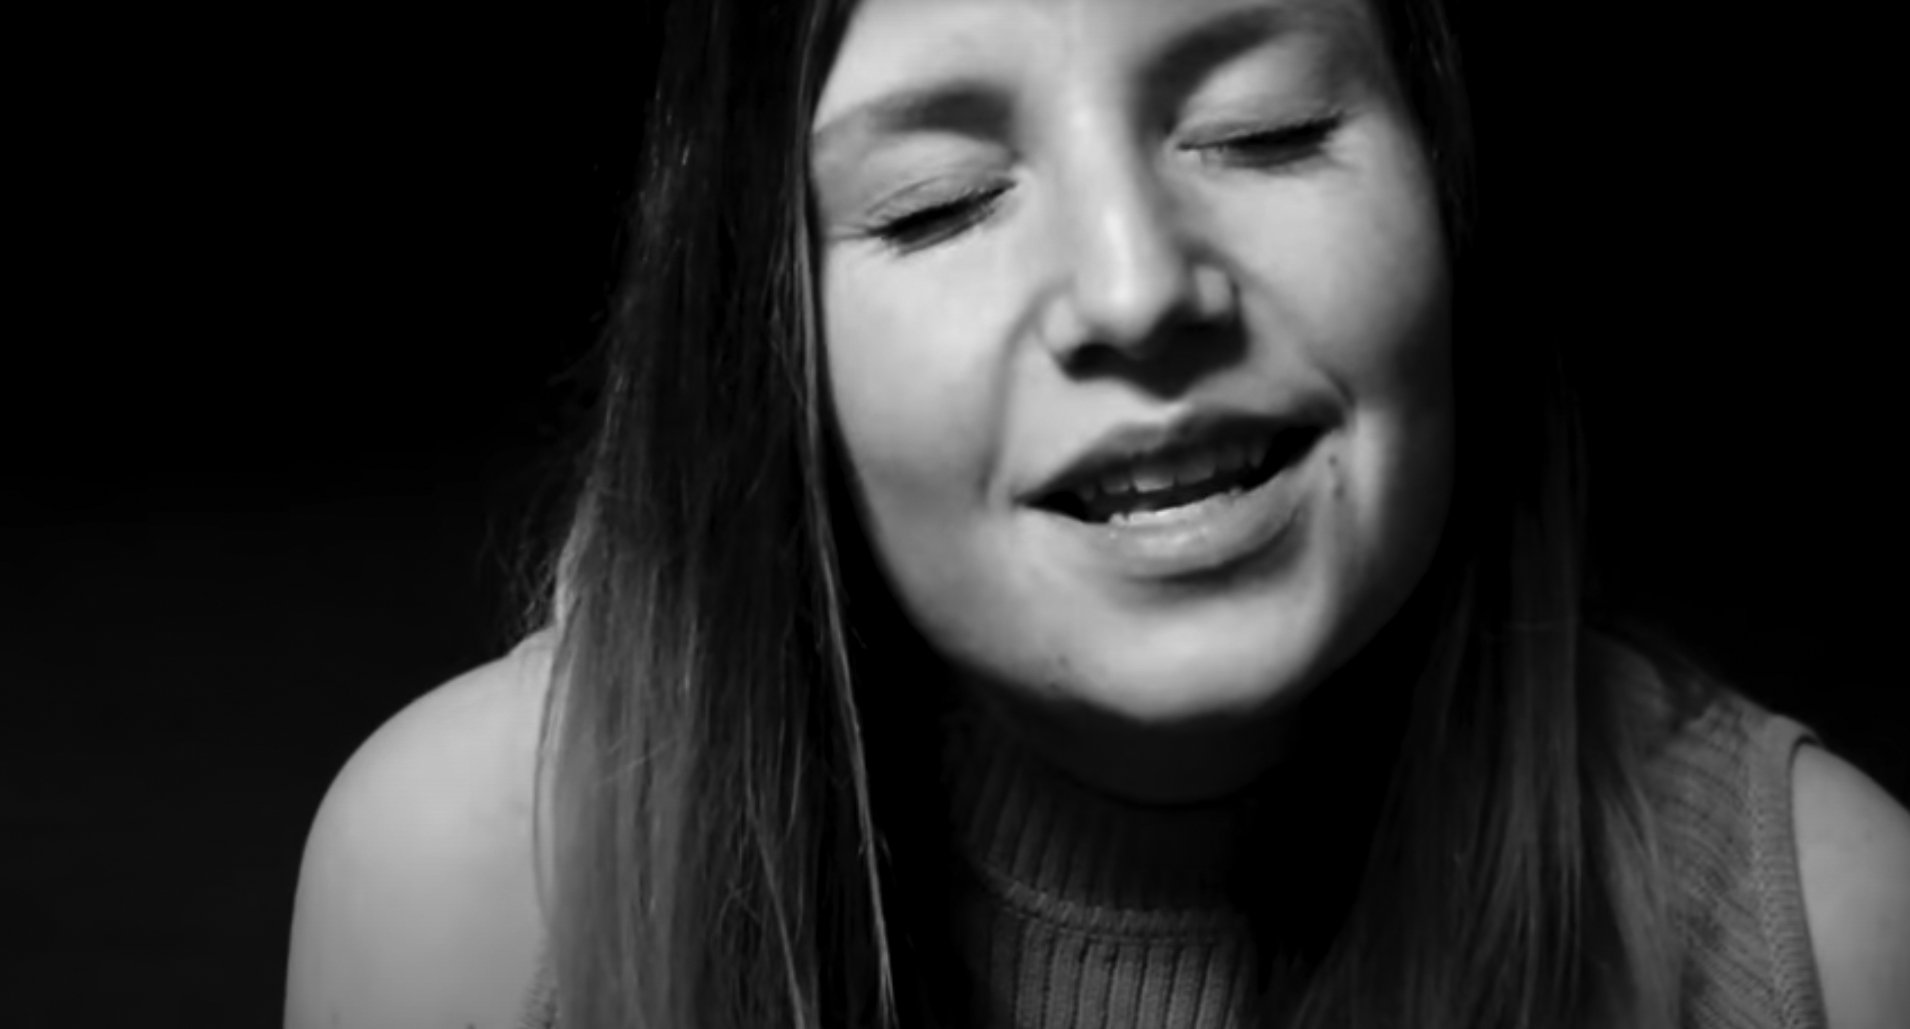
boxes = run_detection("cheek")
[1316,183,1453,578]
[820,258,1008,568]
[1215,129,1455,610]
[1218,132,1453,501]
[1221,143,1449,395]
[824,268,960,493]
[821,255,1067,686]
[1332,164,1454,550]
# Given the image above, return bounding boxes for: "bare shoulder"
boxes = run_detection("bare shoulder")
[1793,744,1910,1029]
[285,630,558,1029]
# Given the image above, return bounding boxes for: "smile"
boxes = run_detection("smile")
[1028,420,1326,582]
[1035,423,1323,525]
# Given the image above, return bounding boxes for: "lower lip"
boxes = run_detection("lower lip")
[1032,435,1320,581]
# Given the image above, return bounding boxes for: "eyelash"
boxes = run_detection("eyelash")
[867,182,1011,253]
[863,113,1345,254]
[1182,112,1344,170]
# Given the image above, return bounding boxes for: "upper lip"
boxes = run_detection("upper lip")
[1020,404,1329,507]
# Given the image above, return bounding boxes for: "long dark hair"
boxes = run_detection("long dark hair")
[532,1,1704,1026]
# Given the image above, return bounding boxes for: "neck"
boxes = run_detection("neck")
[941,694,1276,915]
[959,561,1456,812]
[956,685,1306,807]
[933,671,1406,992]
[936,577,1445,928]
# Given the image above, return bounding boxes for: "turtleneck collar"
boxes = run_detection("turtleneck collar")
[929,554,1448,935]
[927,632,1424,950]
[937,695,1298,937]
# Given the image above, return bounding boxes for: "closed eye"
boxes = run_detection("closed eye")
[1183,113,1344,171]
[866,183,1010,253]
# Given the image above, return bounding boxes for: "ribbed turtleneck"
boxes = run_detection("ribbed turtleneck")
[936,700,1279,1029]
[917,589,1449,1029]
[507,637,1830,1029]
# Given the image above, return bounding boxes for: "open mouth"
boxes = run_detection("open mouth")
[1034,424,1323,524]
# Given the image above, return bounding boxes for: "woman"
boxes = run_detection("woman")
[285,0,1910,1026]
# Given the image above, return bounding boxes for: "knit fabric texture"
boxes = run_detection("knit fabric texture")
[1649,689,1828,1029]
[515,683,1827,1029]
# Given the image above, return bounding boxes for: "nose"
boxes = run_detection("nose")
[1042,154,1235,365]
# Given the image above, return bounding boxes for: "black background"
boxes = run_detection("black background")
[5,8,1903,1027]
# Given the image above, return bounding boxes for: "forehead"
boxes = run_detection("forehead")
[812,0,1379,133]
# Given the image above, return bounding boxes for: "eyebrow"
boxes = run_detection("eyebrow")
[810,2,1309,159]
[811,78,1012,161]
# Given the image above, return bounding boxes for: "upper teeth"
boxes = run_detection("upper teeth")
[1078,433,1272,502]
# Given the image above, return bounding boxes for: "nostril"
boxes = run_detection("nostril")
[1072,264,1200,354]
[1056,249,1238,365]
[1060,211,1207,347]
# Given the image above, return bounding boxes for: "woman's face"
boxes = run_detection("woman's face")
[811,0,1453,798]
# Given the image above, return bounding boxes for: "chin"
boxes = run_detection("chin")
[1021,588,1349,729]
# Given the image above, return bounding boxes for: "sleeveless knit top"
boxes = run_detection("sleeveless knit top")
[514,684,1827,1029]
